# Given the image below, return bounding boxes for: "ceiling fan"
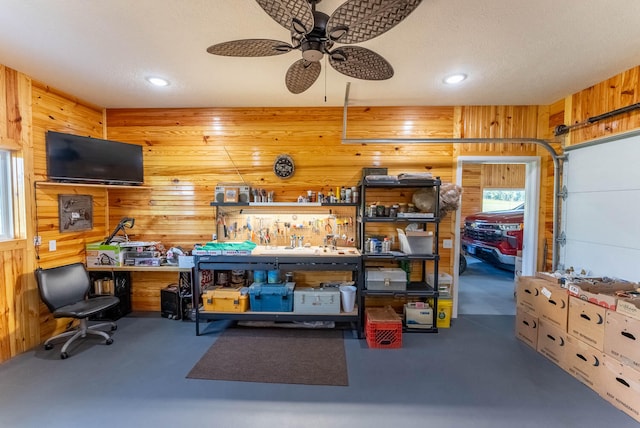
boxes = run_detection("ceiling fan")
[207,0,423,94]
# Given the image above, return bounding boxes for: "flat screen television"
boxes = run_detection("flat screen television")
[46,131,144,185]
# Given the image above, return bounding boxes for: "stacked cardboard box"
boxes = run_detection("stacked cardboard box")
[516,274,640,423]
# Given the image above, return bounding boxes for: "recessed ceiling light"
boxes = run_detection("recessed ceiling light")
[443,74,467,84]
[146,77,170,87]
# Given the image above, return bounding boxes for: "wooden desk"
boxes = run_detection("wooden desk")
[87,265,191,273]
[87,265,193,312]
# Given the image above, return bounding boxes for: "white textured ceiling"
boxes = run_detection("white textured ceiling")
[1,0,639,109]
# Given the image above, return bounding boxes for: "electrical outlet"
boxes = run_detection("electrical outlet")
[443,239,452,249]
[34,236,42,246]
[49,240,56,251]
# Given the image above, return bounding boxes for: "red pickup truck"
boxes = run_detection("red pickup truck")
[461,203,524,271]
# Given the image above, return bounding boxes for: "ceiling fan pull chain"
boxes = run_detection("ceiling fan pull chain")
[324,55,327,102]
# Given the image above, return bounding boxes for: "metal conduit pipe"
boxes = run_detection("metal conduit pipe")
[341,82,564,271]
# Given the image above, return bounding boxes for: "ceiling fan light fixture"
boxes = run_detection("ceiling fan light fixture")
[443,73,467,84]
[301,40,324,62]
[329,26,348,41]
[146,76,170,87]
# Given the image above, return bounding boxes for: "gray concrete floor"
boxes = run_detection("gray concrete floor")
[0,309,637,427]
[458,257,517,315]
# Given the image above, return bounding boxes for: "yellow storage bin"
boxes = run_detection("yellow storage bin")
[203,287,249,312]
[436,297,452,328]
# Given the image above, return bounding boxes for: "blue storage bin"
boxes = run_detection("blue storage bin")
[248,282,295,312]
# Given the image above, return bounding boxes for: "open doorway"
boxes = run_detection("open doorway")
[452,156,540,317]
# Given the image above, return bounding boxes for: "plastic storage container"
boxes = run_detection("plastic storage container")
[202,287,249,312]
[404,302,434,329]
[436,297,452,328]
[428,272,453,295]
[366,268,407,291]
[293,287,341,314]
[248,282,295,312]
[365,306,403,349]
[397,229,434,255]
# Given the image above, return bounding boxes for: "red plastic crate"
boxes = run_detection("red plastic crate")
[365,307,403,349]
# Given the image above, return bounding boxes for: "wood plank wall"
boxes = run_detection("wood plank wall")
[565,65,640,145]
[0,66,35,362]
[459,164,482,222]
[105,106,461,308]
[30,82,109,343]
[3,61,640,363]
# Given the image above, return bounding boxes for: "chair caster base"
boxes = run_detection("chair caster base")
[44,344,53,351]
[60,352,69,359]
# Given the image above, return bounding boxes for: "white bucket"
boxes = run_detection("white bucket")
[339,285,357,313]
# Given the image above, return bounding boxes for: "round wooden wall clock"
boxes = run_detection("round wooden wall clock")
[273,154,295,179]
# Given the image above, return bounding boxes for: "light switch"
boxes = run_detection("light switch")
[49,240,57,251]
[443,239,452,249]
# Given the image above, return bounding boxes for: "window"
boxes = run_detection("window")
[0,149,14,240]
[482,189,525,211]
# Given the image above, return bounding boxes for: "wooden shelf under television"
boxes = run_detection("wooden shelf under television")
[34,181,151,189]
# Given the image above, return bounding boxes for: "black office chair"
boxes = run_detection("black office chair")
[35,262,120,359]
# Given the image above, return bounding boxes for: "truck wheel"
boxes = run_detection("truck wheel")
[459,254,467,275]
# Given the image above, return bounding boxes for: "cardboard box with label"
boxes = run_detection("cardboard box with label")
[564,334,605,394]
[516,276,546,317]
[601,356,640,423]
[538,282,569,331]
[568,295,607,351]
[616,296,640,322]
[515,308,538,349]
[567,279,636,311]
[85,242,122,267]
[535,271,566,285]
[605,309,640,371]
[404,302,434,329]
[537,320,569,370]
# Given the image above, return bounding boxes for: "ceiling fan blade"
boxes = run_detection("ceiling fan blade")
[285,59,321,94]
[328,0,422,44]
[255,0,314,34]
[207,39,294,57]
[329,46,393,80]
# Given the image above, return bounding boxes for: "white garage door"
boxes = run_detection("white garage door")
[561,130,640,281]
